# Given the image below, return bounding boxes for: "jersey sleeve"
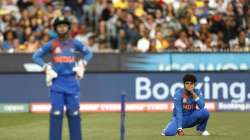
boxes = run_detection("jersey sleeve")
[195,89,205,109]
[32,41,52,67]
[174,89,183,129]
[74,40,93,63]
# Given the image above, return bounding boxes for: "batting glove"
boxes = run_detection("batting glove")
[177,128,184,136]
[73,59,87,80]
[44,64,58,87]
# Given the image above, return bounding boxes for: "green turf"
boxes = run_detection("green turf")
[0,112,250,140]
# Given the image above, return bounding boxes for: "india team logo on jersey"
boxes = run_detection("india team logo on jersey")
[70,48,75,53]
[183,98,187,103]
[54,47,62,54]
[182,93,189,103]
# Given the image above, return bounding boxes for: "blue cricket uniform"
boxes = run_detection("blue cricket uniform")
[32,38,93,140]
[33,38,92,94]
[163,88,210,136]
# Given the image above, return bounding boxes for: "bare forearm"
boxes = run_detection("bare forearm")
[190,91,198,100]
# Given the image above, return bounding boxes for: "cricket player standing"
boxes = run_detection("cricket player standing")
[161,74,210,136]
[32,16,93,140]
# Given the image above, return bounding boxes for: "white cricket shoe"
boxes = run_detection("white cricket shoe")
[161,130,165,136]
[197,130,210,136]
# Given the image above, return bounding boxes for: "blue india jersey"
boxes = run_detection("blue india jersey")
[173,88,205,129]
[32,38,93,94]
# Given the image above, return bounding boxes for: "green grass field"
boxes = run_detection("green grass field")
[0,112,250,140]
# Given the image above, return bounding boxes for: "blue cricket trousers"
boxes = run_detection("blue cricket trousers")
[163,108,210,136]
[50,91,80,113]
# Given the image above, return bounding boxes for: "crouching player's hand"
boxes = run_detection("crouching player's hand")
[73,59,87,80]
[177,128,184,136]
[44,64,58,87]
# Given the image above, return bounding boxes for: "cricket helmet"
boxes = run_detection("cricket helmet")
[53,16,71,31]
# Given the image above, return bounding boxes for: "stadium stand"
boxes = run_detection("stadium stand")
[0,0,249,53]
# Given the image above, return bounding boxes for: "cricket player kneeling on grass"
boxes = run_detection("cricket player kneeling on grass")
[161,74,210,136]
[32,16,93,140]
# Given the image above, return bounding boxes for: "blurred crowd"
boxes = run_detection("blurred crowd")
[0,0,250,53]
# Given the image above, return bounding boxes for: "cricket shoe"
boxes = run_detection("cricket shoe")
[197,130,210,136]
[161,130,165,136]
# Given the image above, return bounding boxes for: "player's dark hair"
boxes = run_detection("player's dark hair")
[183,74,197,83]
